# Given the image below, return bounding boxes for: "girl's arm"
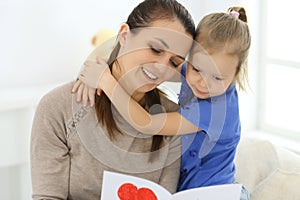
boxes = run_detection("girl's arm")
[71,63,180,106]
[79,57,200,136]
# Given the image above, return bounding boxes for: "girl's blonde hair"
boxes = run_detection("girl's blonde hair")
[194,7,251,91]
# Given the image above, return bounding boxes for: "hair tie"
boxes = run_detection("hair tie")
[230,10,240,18]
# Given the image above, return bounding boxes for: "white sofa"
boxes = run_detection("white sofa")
[235,137,300,200]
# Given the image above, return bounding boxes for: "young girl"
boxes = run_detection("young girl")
[75,6,251,199]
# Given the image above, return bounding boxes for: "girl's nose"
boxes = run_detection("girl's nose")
[198,74,208,88]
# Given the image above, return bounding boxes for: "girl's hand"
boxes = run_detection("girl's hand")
[78,56,110,89]
[71,79,99,107]
[72,56,108,107]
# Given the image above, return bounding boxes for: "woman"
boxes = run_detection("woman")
[30,0,195,199]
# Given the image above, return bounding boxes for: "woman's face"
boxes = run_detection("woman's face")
[113,20,193,100]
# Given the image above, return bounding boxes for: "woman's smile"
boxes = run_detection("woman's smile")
[141,67,158,81]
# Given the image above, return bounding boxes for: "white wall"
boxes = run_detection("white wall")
[0,0,204,89]
[1,0,259,199]
[2,0,254,89]
[0,0,139,89]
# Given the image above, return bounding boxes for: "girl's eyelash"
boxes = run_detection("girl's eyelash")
[214,76,224,81]
[192,66,201,73]
[192,65,225,81]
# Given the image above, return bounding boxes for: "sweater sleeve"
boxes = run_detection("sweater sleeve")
[158,135,181,193]
[157,95,181,193]
[30,85,71,200]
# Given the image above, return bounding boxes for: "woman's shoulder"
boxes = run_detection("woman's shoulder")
[42,81,73,99]
[37,81,74,110]
[159,93,179,112]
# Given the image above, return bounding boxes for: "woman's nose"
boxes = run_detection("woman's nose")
[154,55,172,71]
[153,62,170,74]
[160,53,174,67]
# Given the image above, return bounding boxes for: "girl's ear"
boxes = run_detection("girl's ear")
[118,23,130,46]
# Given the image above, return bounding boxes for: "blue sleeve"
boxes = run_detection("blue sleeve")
[178,95,228,141]
[178,98,210,133]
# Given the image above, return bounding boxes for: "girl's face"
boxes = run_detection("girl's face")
[186,48,239,99]
[113,20,193,100]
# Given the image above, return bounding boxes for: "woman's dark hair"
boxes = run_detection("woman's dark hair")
[94,0,195,160]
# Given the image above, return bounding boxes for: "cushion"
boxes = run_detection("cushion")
[234,137,279,193]
[251,169,300,200]
[275,146,300,173]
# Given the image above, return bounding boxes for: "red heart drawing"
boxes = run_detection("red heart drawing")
[118,183,158,200]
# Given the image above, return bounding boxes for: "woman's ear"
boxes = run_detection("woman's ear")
[118,23,130,46]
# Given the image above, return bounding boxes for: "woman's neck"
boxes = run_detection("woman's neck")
[111,62,145,103]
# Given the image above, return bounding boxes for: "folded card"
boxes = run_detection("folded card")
[101,171,242,200]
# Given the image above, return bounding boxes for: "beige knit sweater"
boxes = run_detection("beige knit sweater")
[30,82,181,200]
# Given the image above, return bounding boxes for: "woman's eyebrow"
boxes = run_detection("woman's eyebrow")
[153,37,185,59]
[154,37,169,49]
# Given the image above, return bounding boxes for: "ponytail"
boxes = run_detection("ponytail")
[228,7,248,23]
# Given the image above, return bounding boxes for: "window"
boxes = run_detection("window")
[259,1,300,139]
